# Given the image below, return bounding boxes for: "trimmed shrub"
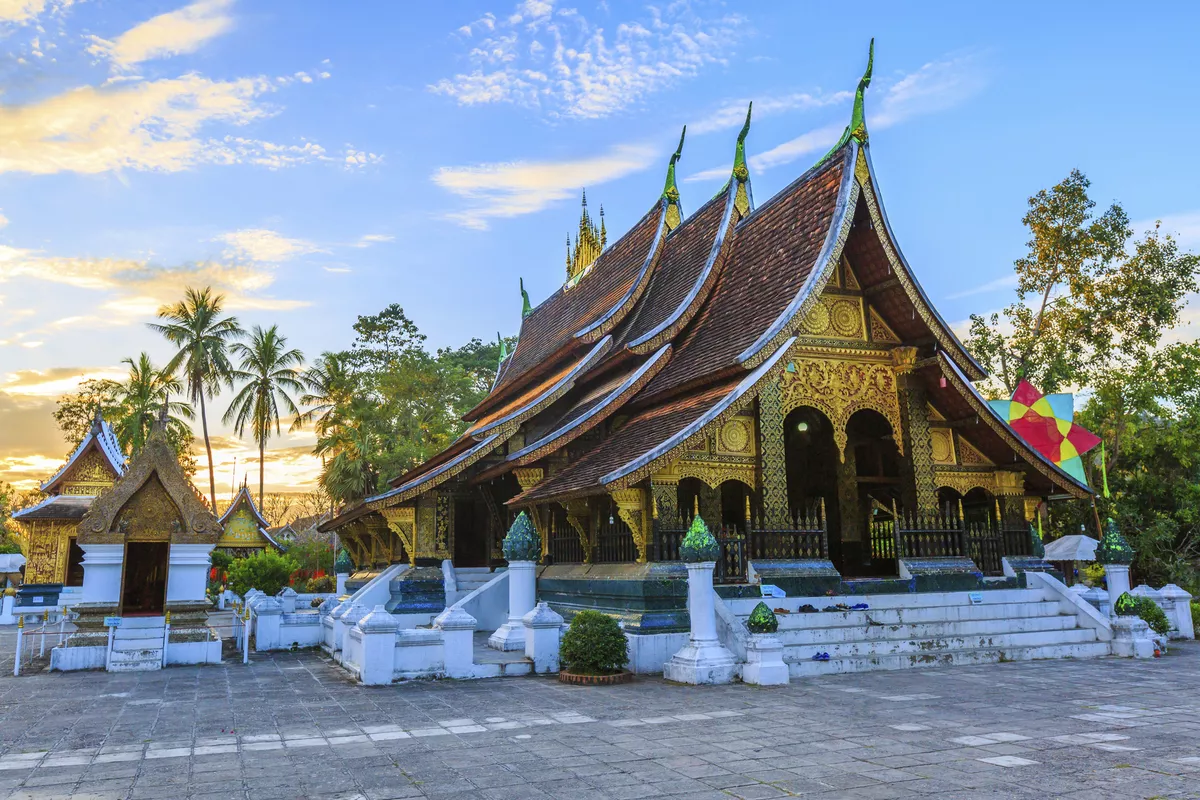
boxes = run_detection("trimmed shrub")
[746,602,779,634]
[559,610,629,675]
[1114,592,1170,635]
[1191,601,1199,638]
[210,549,233,573]
[227,550,299,597]
[305,575,335,593]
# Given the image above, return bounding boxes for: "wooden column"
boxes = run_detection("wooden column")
[893,347,938,512]
[756,380,789,527]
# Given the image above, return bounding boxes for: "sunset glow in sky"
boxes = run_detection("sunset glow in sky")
[2,1,1198,498]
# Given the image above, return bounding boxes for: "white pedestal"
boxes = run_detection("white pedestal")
[435,606,477,678]
[80,544,124,604]
[1159,584,1195,640]
[1111,616,1156,658]
[356,606,400,686]
[1105,564,1131,616]
[336,573,348,597]
[523,601,564,673]
[166,544,214,604]
[742,634,789,686]
[488,560,536,651]
[664,562,735,685]
[0,594,15,625]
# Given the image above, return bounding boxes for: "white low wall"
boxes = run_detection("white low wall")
[393,628,444,680]
[50,645,107,671]
[166,639,221,665]
[443,570,509,632]
[627,632,689,674]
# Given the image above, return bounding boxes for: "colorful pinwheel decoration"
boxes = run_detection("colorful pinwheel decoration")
[987,380,1101,485]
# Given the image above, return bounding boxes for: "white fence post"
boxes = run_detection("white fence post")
[161,611,171,668]
[104,623,115,672]
[13,616,23,677]
[242,607,250,664]
[38,610,48,657]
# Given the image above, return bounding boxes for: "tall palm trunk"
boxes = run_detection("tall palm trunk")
[200,391,217,512]
[259,433,265,509]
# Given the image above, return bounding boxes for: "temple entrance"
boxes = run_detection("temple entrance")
[848,409,903,576]
[784,405,841,558]
[66,537,85,587]
[453,498,488,567]
[121,542,168,615]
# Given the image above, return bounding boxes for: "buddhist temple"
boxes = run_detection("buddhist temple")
[322,42,1091,630]
[52,411,223,670]
[216,484,283,554]
[11,410,126,603]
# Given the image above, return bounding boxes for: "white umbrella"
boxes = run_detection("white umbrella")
[1043,534,1099,562]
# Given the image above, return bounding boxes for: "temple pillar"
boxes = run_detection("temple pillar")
[893,347,937,512]
[650,476,680,561]
[994,471,1026,531]
[564,500,593,563]
[698,484,721,532]
[836,446,863,553]
[756,380,789,527]
[379,507,416,566]
[610,487,649,563]
[513,468,547,559]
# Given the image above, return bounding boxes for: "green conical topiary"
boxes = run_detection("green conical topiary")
[334,548,353,574]
[1030,523,1045,558]
[1096,517,1133,565]
[503,510,542,562]
[746,601,779,634]
[679,515,719,563]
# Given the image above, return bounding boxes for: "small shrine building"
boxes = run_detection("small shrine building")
[216,484,282,555]
[11,411,126,602]
[322,43,1091,624]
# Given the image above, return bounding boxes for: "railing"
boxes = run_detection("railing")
[871,502,1029,576]
[595,513,637,564]
[747,503,828,562]
[546,507,585,565]
[713,524,747,584]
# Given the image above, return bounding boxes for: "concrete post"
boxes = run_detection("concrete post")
[336,573,349,597]
[1111,616,1155,658]
[488,560,536,651]
[664,561,736,685]
[278,587,298,614]
[1159,584,1194,640]
[743,634,789,686]
[355,605,399,686]
[1105,564,1131,616]
[0,592,15,625]
[435,606,477,679]
[522,601,564,673]
[328,599,351,651]
[254,597,282,651]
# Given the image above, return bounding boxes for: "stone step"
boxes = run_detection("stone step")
[112,636,166,652]
[786,640,1110,677]
[761,601,1068,631]
[114,616,166,629]
[776,613,1080,647]
[726,588,1046,616]
[782,626,1098,661]
[114,626,166,640]
[108,658,162,672]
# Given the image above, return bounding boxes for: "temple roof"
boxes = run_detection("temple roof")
[11,495,93,522]
[218,485,270,529]
[40,410,125,495]
[468,201,666,421]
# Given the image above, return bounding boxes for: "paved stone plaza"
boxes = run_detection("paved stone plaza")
[0,633,1197,800]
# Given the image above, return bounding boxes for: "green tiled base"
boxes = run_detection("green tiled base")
[537,563,688,634]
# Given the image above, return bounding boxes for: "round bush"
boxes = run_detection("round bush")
[559,610,629,676]
[306,575,335,593]
[1115,592,1170,635]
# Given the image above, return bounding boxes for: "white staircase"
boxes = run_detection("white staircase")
[454,567,499,594]
[727,588,1109,678]
[108,617,166,672]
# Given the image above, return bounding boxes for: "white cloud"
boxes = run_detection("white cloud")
[688,52,986,180]
[0,0,72,24]
[0,210,8,229]
[434,143,656,229]
[343,148,383,169]
[944,273,1019,301]
[323,266,351,274]
[352,234,394,248]
[1,366,127,398]
[216,228,323,263]
[88,0,235,71]
[690,90,851,136]
[0,245,310,322]
[431,1,745,119]
[0,73,309,176]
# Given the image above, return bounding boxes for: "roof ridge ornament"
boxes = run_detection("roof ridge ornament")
[732,102,753,216]
[663,125,686,231]
[818,38,874,165]
[520,278,533,319]
[496,332,508,370]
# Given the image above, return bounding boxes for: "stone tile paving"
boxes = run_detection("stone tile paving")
[0,627,1196,800]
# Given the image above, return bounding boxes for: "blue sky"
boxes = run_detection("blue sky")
[1,0,1198,494]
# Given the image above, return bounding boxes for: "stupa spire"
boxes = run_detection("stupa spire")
[565,189,605,286]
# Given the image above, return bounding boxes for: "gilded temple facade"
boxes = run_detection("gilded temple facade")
[12,411,126,588]
[216,485,282,555]
[322,44,1090,603]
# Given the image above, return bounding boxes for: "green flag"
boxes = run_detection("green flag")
[1100,441,1110,499]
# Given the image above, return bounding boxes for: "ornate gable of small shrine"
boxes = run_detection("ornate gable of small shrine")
[78,418,220,545]
[59,448,119,497]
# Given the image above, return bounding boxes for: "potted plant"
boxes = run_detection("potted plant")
[742,602,789,685]
[558,610,632,685]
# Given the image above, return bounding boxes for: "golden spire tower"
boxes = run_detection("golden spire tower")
[566,189,606,286]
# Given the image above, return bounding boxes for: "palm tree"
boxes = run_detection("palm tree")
[148,287,243,512]
[224,325,305,506]
[314,408,380,503]
[112,353,194,454]
[298,352,355,439]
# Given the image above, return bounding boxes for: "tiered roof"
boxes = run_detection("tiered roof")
[13,409,126,523]
[323,41,1088,533]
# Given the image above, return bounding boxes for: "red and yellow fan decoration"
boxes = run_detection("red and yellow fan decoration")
[988,380,1101,485]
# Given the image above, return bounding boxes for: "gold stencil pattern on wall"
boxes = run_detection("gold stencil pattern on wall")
[930,429,956,465]
[780,354,904,458]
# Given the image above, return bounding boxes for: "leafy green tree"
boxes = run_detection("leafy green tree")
[284,538,335,575]
[224,325,305,507]
[52,379,123,453]
[967,170,1197,394]
[226,550,299,596]
[149,287,244,512]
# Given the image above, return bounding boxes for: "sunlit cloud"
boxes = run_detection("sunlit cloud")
[88,0,236,71]
[0,0,74,25]
[0,366,125,398]
[352,234,394,248]
[434,143,656,229]
[216,228,324,263]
